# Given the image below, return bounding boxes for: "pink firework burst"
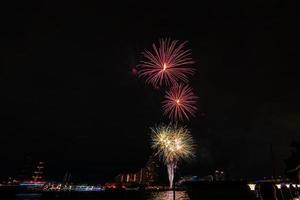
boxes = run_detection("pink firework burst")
[162,84,198,122]
[138,38,195,87]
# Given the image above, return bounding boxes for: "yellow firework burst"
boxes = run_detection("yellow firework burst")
[151,124,195,164]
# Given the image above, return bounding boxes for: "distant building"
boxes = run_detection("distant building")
[32,161,45,181]
[115,156,159,185]
[214,170,225,181]
[17,158,45,182]
[17,156,33,181]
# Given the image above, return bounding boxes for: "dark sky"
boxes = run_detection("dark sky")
[0,0,299,183]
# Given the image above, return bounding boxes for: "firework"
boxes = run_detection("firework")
[138,38,195,87]
[151,124,195,163]
[162,84,198,122]
[151,124,195,188]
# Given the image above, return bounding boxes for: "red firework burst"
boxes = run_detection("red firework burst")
[162,84,198,122]
[138,38,195,87]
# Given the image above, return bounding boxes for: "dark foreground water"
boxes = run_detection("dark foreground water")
[3,191,190,200]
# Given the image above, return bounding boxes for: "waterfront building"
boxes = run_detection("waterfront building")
[115,156,159,185]
[17,157,45,182]
[214,170,225,181]
[32,161,45,181]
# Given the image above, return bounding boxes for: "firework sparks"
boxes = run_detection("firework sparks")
[151,124,195,188]
[138,38,195,87]
[151,124,195,163]
[162,84,198,122]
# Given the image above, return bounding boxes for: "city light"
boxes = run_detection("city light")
[247,184,256,191]
[276,184,281,189]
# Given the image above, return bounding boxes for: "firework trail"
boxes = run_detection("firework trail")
[167,162,176,189]
[162,84,198,122]
[138,38,195,88]
[151,124,195,188]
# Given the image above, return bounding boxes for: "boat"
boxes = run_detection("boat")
[18,180,47,192]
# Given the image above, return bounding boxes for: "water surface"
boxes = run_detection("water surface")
[12,191,190,200]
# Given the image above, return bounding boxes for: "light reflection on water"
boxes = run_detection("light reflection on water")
[147,191,190,200]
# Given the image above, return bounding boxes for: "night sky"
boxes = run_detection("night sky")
[1,1,299,183]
